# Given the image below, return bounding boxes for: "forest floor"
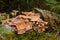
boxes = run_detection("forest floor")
[0,9,60,40]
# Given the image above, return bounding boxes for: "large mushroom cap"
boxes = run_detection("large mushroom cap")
[16,21,26,31]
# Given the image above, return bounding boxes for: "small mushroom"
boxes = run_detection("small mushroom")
[11,10,19,17]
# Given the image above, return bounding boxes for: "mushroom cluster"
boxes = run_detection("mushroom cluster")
[4,12,48,34]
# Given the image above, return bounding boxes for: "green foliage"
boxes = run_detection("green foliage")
[15,30,60,40]
[0,0,60,14]
[46,0,60,14]
[0,25,18,40]
[0,0,47,12]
